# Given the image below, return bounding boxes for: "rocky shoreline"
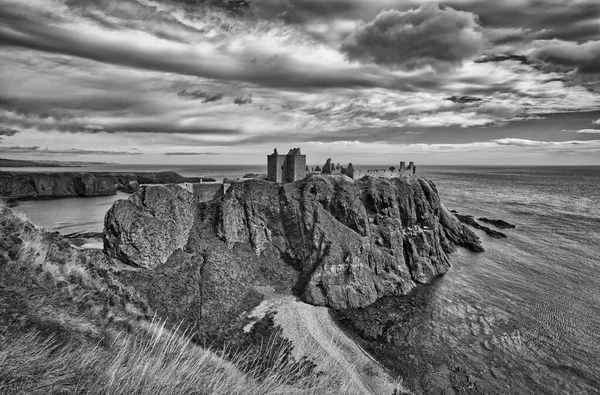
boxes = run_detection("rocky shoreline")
[0,171,213,200]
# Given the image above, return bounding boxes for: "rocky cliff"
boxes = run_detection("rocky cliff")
[0,171,206,199]
[104,175,482,333]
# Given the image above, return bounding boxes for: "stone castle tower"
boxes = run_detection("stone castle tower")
[267,148,306,183]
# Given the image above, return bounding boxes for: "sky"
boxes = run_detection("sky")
[1,0,600,165]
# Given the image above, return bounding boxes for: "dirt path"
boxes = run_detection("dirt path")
[246,294,397,395]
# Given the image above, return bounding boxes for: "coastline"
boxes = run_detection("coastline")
[5,165,600,394]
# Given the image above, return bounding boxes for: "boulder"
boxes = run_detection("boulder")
[103,184,197,269]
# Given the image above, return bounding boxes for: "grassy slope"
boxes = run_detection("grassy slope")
[0,202,349,395]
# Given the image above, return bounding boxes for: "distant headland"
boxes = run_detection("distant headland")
[0,157,114,168]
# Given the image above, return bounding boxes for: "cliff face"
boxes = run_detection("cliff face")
[0,171,204,199]
[104,175,482,331]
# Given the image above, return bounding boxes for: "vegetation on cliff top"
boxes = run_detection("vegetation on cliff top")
[0,201,354,394]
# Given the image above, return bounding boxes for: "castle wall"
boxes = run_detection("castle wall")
[285,154,306,182]
[267,155,285,182]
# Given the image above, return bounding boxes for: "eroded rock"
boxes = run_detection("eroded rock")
[103,184,197,269]
[103,175,483,325]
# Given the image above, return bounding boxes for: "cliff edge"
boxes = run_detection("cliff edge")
[0,171,206,199]
[104,174,482,332]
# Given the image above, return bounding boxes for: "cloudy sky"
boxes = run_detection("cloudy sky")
[1,0,600,165]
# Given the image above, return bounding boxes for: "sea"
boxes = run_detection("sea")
[5,165,600,394]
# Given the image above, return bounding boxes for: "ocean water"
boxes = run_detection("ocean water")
[8,165,600,393]
[362,166,600,394]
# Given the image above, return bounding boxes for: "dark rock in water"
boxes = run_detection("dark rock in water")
[0,171,203,199]
[454,214,507,239]
[104,175,483,330]
[477,217,516,229]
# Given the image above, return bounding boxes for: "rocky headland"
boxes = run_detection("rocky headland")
[0,171,212,200]
[104,174,483,336]
[0,172,484,394]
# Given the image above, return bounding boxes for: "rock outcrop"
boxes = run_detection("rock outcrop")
[0,171,205,199]
[104,184,197,268]
[104,175,482,331]
[454,213,507,239]
[477,217,516,229]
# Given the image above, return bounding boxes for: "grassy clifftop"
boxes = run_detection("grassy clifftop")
[0,202,350,395]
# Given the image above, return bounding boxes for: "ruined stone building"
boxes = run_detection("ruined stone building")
[267,148,307,183]
[399,161,416,175]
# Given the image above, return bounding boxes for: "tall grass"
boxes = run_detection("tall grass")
[16,226,98,289]
[0,320,348,395]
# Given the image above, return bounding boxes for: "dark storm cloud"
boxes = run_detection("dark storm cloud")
[233,93,252,105]
[475,54,530,65]
[444,0,600,43]
[0,145,142,155]
[340,4,485,71]
[445,96,482,104]
[254,1,600,46]
[177,89,224,103]
[163,151,220,156]
[0,127,19,136]
[532,41,600,74]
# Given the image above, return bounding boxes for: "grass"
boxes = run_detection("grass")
[0,201,356,395]
[0,320,348,395]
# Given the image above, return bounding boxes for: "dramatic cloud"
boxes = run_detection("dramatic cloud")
[475,54,530,65]
[178,90,224,103]
[0,0,599,165]
[341,4,485,71]
[445,96,482,104]
[0,127,19,136]
[532,41,600,73]
[0,3,412,92]
[233,93,253,105]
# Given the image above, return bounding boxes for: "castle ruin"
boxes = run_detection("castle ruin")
[267,148,307,183]
[399,161,416,175]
